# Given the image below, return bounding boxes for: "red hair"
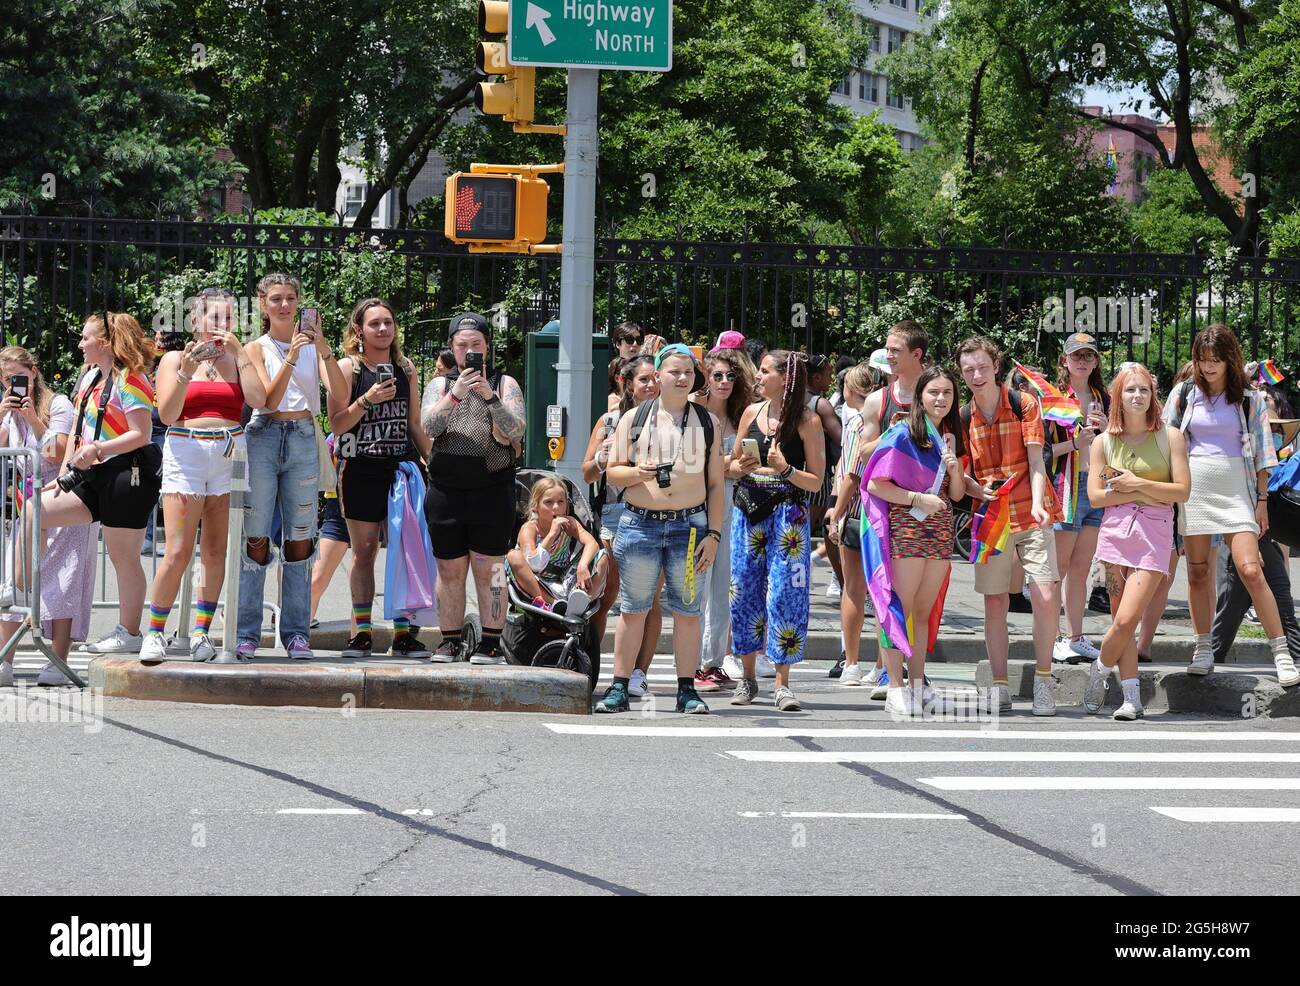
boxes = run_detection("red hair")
[1106,364,1163,434]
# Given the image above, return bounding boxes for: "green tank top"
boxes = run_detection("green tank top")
[1103,430,1170,506]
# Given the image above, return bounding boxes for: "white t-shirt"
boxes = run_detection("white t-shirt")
[252,335,320,416]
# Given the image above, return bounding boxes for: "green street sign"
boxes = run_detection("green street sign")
[508,0,672,72]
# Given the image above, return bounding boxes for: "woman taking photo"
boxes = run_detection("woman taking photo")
[16,313,160,661]
[727,351,825,712]
[862,366,966,717]
[691,346,753,692]
[0,348,93,687]
[581,354,660,692]
[140,288,267,662]
[239,273,347,659]
[1164,325,1294,686]
[328,298,431,658]
[1082,364,1190,720]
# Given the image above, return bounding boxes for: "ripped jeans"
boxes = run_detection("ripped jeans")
[237,417,319,647]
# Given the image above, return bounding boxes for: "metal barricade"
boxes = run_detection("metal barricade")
[0,447,84,687]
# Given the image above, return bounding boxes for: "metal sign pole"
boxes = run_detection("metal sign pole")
[214,446,248,663]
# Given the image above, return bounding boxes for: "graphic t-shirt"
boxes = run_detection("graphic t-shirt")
[75,368,155,461]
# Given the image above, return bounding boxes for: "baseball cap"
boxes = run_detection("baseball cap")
[654,342,706,391]
[448,311,490,341]
[1063,332,1099,356]
[709,330,745,353]
[868,348,891,373]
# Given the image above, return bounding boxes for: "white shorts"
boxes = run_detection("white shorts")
[161,427,246,496]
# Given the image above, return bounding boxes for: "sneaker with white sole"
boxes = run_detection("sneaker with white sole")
[1082,659,1111,714]
[80,624,143,655]
[722,654,744,681]
[825,579,841,600]
[862,665,883,688]
[286,635,314,660]
[985,683,1013,714]
[628,668,650,697]
[1114,680,1144,721]
[1187,649,1215,676]
[37,661,72,687]
[774,686,802,712]
[840,663,866,686]
[236,641,257,661]
[1275,653,1300,688]
[756,656,777,679]
[139,633,167,662]
[0,662,11,687]
[1032,677,1056,716]
[884,686,913,719]
[731,678,758,705]
[869,669,891,700]
[565,588,591,616]
[1065,636,1100,663]
[189,633,216,663]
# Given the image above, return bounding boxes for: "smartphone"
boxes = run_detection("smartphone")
[9,374,28,398]
[301,307,319,335]
[465,351,485,374]
[191,340,223,362]
[987,478,1007,493]
[376,363,395,385]
[741,437,762,460]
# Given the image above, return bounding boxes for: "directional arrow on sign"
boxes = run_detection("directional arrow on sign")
[526,2,556,46]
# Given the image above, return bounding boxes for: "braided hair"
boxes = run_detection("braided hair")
[766,349,808,449]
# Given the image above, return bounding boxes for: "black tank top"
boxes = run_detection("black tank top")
[747,401,806,471]
[878,382,911,432]
[346,360,414,461]
[428,372,515,489]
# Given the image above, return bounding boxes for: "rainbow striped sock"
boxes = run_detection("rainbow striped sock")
[192,599,216,636]
[353,603,372,634]
[148,603,170,637]
[393,617,410,640]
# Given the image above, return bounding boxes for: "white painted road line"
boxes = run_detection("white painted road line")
[727,750,1300,764]
[920,777,1300,791]
[275,808,368,815]
[1150,807,1300,823]
[546,724,1300,742]
[739,811,967,820]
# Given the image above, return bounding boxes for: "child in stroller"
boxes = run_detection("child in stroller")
[508,475,609,615]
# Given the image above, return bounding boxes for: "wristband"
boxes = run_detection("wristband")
[450,394,462,405]
[780,465,794,480]
[1258,493,1269,502]
[359,396,373,411]
[484,393,499,405]
[704,529,721,542]
[285,360,297,368]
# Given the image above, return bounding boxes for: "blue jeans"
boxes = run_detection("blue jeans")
[237,417,319,646]
[613,509,707,617]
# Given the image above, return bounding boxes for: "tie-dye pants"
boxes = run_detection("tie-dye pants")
[729,495,811,665]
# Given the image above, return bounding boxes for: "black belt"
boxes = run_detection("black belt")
[625,502,706,522]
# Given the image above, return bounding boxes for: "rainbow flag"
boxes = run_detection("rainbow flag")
[859,419,950,659]
[969,471,1023,563]
[1260,359,1286,385]
[1013,362,1081,426]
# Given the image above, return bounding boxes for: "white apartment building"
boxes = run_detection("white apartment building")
[831,0,927,152]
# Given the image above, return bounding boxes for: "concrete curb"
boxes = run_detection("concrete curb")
[88,657,591,715]
[976,659,1300,718]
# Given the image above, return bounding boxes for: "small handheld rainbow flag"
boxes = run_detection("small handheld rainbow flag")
[970,471,1024,564]
[1013,362,1081,426]
[1260,359,1286,385]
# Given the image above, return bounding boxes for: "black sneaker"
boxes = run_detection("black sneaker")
[594,682,630,714]
[430,639,460,663]
[1008,592,1034,614]
[390,632,431,658]
[1088,586,1111,613]
[828,653,846,679]
[469,641,503,665]
[341,631,372,658]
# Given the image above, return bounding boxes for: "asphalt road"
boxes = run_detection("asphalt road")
[5,651,1300,897]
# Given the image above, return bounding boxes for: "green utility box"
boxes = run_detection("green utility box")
[524,332,611,469]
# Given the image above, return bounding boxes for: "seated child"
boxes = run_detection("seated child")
[508,476,609,615]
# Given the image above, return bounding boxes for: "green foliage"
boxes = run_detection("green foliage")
[1130,168,1226,254]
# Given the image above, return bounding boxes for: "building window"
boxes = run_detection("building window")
[344,182,366,221]
[889,0,908,7]
[887,28,905,53]
[834,72,852,97]
[867,21,880,53]
[886,80,905,109]
[859,71,879,103]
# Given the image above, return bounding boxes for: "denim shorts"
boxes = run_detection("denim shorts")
[600,499,627,544]
[612,508,707,617]
[1054,471,1105,532]
[320,495,350,544]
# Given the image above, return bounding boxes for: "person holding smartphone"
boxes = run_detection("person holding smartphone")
[239,274,348,659]
[328,298,431,658]
[139,288,267,662]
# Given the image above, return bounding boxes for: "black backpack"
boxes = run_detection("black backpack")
[629,399,715,472]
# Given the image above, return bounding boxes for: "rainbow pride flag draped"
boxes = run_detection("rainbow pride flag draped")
[969,471,1023,563]
[859,419,949,659]
[1013,362,1081,427]
[1260,359,1286,385]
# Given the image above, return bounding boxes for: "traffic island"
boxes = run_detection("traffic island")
[87,657,592,715]
[977,659,1300,719]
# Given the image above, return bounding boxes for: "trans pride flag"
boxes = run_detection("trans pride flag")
[859,419,947,659]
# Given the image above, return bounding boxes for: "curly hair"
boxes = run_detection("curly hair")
[701,349,754,428]
[0,345,52,421]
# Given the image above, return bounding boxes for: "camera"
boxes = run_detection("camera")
[56,467,90,494]
[655,463,673,488]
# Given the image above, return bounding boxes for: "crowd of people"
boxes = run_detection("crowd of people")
[0,288,1296,725]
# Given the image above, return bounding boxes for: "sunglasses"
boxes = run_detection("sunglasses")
[618,335,643,346]
[711,371,737,382]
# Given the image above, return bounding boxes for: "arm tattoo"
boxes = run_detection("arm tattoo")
[489,376,527,442]
[421,377,452,439]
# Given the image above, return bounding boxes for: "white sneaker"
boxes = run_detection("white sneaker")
[756,656,777,679]
[884,687,913,719]
[840,663,865,686]
[140,633,168,662]
[1083,659,1111,714]
[1032,677,1056,716]
[1114,680,1144,720]
[1065,636,1101,663]
[80,624,143,655]
[190,633,216,663]
[1275,653,1300,688]
[0,662,11,687]
[1051,636,1073,663]
[628,668,649,697]
[722,654,744,681]
[825,579,841,599]
[985,684,1013,714]
[566,588,591,615]
[1246,606,1260,625]
[919,685,954,718]
[1187,648,1215,676]
[37,661,71,687]
[862,665,882,688]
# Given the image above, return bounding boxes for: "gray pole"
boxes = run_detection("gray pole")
[554,67,599,488]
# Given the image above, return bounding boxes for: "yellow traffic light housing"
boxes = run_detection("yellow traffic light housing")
[475,1,564,136]
[444,163,564,255]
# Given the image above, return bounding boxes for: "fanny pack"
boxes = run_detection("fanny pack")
[735,476,804,524]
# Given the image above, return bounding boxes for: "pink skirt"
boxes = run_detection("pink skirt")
[1095,503,1174,574]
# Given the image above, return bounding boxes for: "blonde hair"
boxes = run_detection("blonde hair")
[0,346,52,420]
[528,475,568,518]
[1107,364,1164,434]
[843,362,874,400]
[87,312,154,375]
[256,272,301,334]
[343,298,410,373]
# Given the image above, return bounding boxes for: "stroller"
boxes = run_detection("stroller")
[502,468,604,692]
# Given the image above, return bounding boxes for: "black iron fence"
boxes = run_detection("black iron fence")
[2,215,1298,389]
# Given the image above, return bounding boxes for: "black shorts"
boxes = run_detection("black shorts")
[338,456,415,524]
[425,481,513,559]
[71,447,163,529]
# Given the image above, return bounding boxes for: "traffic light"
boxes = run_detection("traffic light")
[445,163,563,254]
[475,1,565,136]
